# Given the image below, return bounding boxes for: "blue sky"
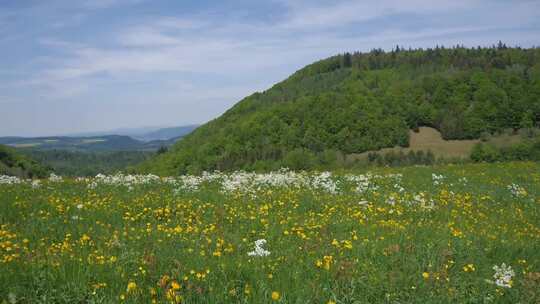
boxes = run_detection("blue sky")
[1,0,539,136]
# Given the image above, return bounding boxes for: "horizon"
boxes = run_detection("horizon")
[1,0,540,137]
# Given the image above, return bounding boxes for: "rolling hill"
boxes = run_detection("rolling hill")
[140,45,540,174]
[63,125,198,142]
[133,125,199,142]
[0,135,177,152]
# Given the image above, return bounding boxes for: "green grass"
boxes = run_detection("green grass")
[1,162,539,303]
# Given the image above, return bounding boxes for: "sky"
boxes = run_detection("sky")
[1,0,539,136]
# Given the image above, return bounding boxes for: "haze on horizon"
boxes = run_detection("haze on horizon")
[1,0,539,137]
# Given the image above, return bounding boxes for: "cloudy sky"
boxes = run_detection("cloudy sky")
[1,0,539,136]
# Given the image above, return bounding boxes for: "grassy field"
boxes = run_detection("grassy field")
[0,162,539,303]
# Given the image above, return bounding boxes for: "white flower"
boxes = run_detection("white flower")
[358,200,369,206]
[507,184,527,198]
[48,173,63,182]
[487,263,515,288]
[247,239,270,257]
[76,204,83,209]
[0,175,22,185]
[432,173,445,186]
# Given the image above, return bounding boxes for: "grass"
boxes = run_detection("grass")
[0,162,539,303]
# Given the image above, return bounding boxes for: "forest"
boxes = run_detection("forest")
[139,44,540,174]
[23,150,154,176]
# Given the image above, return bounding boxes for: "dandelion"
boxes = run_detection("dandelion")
[170,281,181,290]
[247,239,270,257]
[126,281,137,293]
[271,291,280,301]
[422,272,430,279]
[463,264,476,272]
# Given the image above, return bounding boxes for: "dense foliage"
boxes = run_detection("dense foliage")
[1,163,539,302]
[366,150,437,167]
[23,150,154,176]
[0,145,49,178]
[471,138,540,163]
[141,45,540,174]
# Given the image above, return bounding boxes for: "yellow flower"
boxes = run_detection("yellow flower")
[271,291,280,301]
[463,264,476,272]
[422,272,430,279]
[171,280,181,290]
[126,281,137,293]
[327,301,336,304]
[323,255,333,270]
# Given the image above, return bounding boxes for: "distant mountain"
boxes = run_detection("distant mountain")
[65,125,198,141]
[0,144,50,178]
[133,125,199,141]
[0,124,199,152]
[139,45,540,174]
[0,135,179,152]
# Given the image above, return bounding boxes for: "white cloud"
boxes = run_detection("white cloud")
[2,0,540,135]
[81,0,145,9]
[277,0,482,30]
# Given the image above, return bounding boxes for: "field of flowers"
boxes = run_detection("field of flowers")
[1,162,539,303]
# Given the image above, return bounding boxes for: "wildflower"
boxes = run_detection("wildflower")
[507,183,527,198]
[422,272,430,279]
[247,239,270,257]
[171,281,181,290]
[271,291,280,301]
[126,281,137,293]
[463,264,476,272]
[321,255,333,270]
[487,263,515,288]
[327,301,336,304]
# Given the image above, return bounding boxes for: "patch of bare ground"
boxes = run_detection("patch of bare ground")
[348,127,523,162]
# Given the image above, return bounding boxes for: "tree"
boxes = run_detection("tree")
[520,110,535,137]
[156,146,169,155]
[342,52,352,68]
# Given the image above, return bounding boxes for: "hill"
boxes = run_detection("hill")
[0,135,178,152]
[0,144,49,178]
[133,125,199,141]
[64,124,198,141]
[140,45,540,174]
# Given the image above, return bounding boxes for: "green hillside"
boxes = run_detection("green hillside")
[0,144,49,178]
[140,45,540,174]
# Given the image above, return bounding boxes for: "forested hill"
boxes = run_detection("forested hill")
[140,45,540,174]
[0,145,49,178]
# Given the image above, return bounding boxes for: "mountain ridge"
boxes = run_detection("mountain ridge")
[0,125,198,151]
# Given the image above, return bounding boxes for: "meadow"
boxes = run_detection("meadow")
[0,162,539,303]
